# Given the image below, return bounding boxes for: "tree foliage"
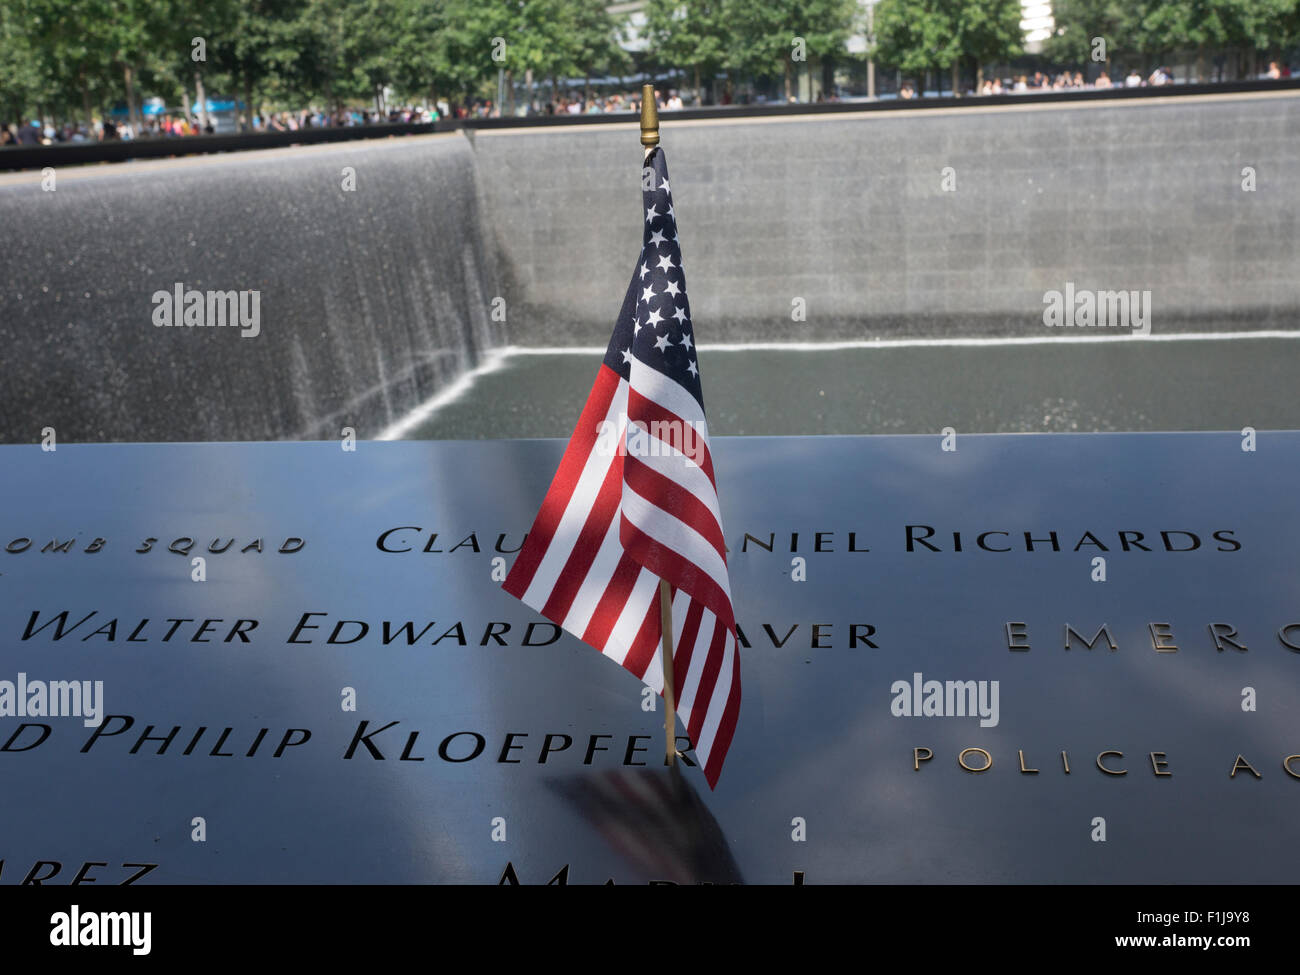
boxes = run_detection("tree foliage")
[1,0,1295,126]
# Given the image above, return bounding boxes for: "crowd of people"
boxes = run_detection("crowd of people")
[969,67,1164,95]
[0,88,742,144]
[0,105,441,145]
[911,60,1292,98]
[3,61,1292,146]
[451,88,690,118]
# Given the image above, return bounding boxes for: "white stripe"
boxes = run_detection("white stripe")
[629,358,709,433]
[520,380,628,609]
[624,429,725,540]
[692,634,737,766]
[622,484,733,603]
[561,515,624,636]
[674,608,715,728]
[606,568,659,672]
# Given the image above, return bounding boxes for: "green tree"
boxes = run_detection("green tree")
[952,0,1023,89]
[1141,0,1298,79]
[875,0,1022,94]
[873,0,957,92]
[644,0,729,104]
[571,0,630,105]
[16,0,120,131]
[210,0,309,127]
[727,0,859,102]
[0,2,53,126]
[1043,0,1142,74]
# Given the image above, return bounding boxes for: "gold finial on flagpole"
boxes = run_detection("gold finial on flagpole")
[640,84,659,148]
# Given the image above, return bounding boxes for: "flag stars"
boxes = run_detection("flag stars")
[621,347,633,365]
[645,306,665,327]
[656,254,676,273]
[687,359,698,377]
[645,204,659,223]
[648,229,667,248]
[641,284,656,303]
[640,260,652,280]
[660,177,670,195]
[666,204,675,221]
[671,304,689,324]
[680,332,693,351]
[654,332,671,352]
[664,279,681,297]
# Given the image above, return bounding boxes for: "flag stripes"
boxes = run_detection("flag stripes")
[503,146,740,788]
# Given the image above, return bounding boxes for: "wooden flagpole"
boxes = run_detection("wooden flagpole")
[658,579,677,766]
[639,85,677,767]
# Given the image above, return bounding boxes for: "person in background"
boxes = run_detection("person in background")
[1095,72,1112,88]
[1125,69,1143,87]
[899,82,915,99]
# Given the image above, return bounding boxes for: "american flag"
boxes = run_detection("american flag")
[503,146,740,789]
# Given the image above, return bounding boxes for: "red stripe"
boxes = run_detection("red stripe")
[671,600,705,698]
[626,387,716,490]
[702,649,742,789]
[618,517,735,634]
[503,365,620,599]
[685,617,728,746]
[623,455,727,562]
[580,553,641,649]
[623,596,663,682]
[540,449,623,623]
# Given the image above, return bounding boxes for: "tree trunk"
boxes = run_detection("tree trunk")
[81,74,93,138]
[784,57,792,101]
[242,71,254,131]
[194,71,209,130]
[584,73,590,107]
[694,64,701,105]
[951,60,959,97]
[977,64,984,90]
[124,64,140,133]
[505,71,515,116]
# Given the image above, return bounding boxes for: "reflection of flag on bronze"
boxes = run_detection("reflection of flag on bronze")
[550,768,743,883]
[503,146,740,789]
